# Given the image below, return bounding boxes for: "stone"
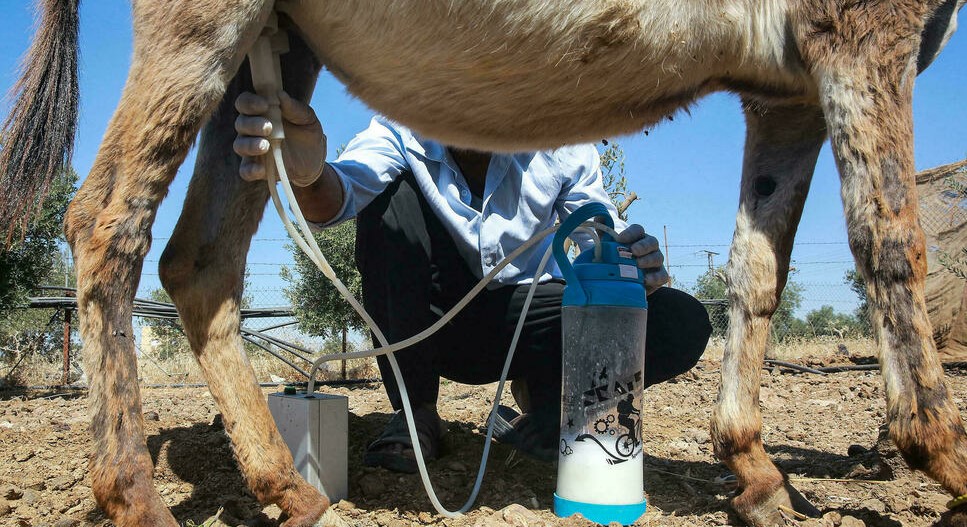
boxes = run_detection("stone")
[839,515,866,527]
[822,511,843,526]
[49,477,75,492]
[860,498,886,514]
[334,500,355,511]
[356,474,386,498]
[0,499,10,516]
[470,516,505,527]
[501,503,546,527]
[684,428,710,445]
[1,486,23,500]
[53,519,79,527]
[446,461,467,472]
[881,493,911,513]
[20,489,40,506]
[143,411,160,421]
[316,508,351,527]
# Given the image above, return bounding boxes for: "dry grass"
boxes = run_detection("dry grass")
[2,346,380,387]
[699,335,876,362]
[136,348,380,385]
[5,336,876,388]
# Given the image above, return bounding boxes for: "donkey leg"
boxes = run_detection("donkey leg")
[159,36,328,527]
[63,2,273,525]
[710,102,827,527]
[816,43,967,526]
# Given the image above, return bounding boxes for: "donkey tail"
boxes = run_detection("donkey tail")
[0,0,80,243]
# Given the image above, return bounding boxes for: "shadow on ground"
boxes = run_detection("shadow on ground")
[130,409,907,526]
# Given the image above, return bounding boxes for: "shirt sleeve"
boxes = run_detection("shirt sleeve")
[315,116,409,227]
[554,144,630,252]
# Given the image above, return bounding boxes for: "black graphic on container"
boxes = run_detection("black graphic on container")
[574,392,641,465]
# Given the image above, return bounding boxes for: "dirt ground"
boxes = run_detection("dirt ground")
[1,352,965,527]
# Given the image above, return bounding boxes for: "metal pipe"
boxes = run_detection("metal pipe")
[241,334,311,378]
[61,308,71,386]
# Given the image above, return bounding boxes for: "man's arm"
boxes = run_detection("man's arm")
[290,164,345,224]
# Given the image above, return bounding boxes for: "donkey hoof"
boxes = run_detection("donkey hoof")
[734,480,820,527]
[279,496,329,527]
[937,504,967,527]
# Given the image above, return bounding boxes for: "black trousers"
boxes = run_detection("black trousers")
[355,171,712,416]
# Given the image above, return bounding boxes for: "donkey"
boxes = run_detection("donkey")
[2,1,965,526]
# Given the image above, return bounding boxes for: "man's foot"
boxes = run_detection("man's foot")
[491,405,558,462]
[363,406,443,474]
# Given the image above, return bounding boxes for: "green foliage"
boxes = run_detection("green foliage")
[939,249,967,281]
[598,141,633,221]
[0,168,77,311]
[770,280,804,341]
[142,277,256,361]
[0,306,65,373]
[142,288,187,360]
[691,267,729,337]
[803,305,865,337]
[282,221,364,339]
[691,265,806,341]
[0,169,76,371]
[844,269,872,336]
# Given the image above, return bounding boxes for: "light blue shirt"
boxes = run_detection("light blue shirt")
[324,116,628,286]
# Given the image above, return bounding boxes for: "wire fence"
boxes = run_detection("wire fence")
[2,271,870,389]
[6,160,965,388]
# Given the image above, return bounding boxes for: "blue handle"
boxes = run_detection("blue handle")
[553,203,615,305]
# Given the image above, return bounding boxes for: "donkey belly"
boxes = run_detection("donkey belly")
[279,0,774,151]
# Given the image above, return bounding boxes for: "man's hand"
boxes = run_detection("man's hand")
[233,91,327,186]
[616,224,670,295]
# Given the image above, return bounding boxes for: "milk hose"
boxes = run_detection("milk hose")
[247,17,620,518]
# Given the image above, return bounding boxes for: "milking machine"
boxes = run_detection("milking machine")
[552,204,648,524]
[247,13,648,524]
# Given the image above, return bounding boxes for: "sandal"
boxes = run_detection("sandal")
[491,405,558,462]
[363,406,443,473]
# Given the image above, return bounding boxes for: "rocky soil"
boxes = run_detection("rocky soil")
[1,353,965,527]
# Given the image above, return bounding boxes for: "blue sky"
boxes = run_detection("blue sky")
[2,2,965,315]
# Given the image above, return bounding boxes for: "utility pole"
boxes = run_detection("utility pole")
[663,225,672,286]
[700,250,719,271]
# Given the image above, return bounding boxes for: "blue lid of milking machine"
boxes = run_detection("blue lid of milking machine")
[553,203,647,309]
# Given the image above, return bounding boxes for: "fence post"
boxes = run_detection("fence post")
[62,308,71,385]
[341,327,347,380]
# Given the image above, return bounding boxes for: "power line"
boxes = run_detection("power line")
[668,260,855,268]
[666,241,849,248]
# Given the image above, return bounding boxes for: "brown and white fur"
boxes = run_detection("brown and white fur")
[1,1,965,526]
